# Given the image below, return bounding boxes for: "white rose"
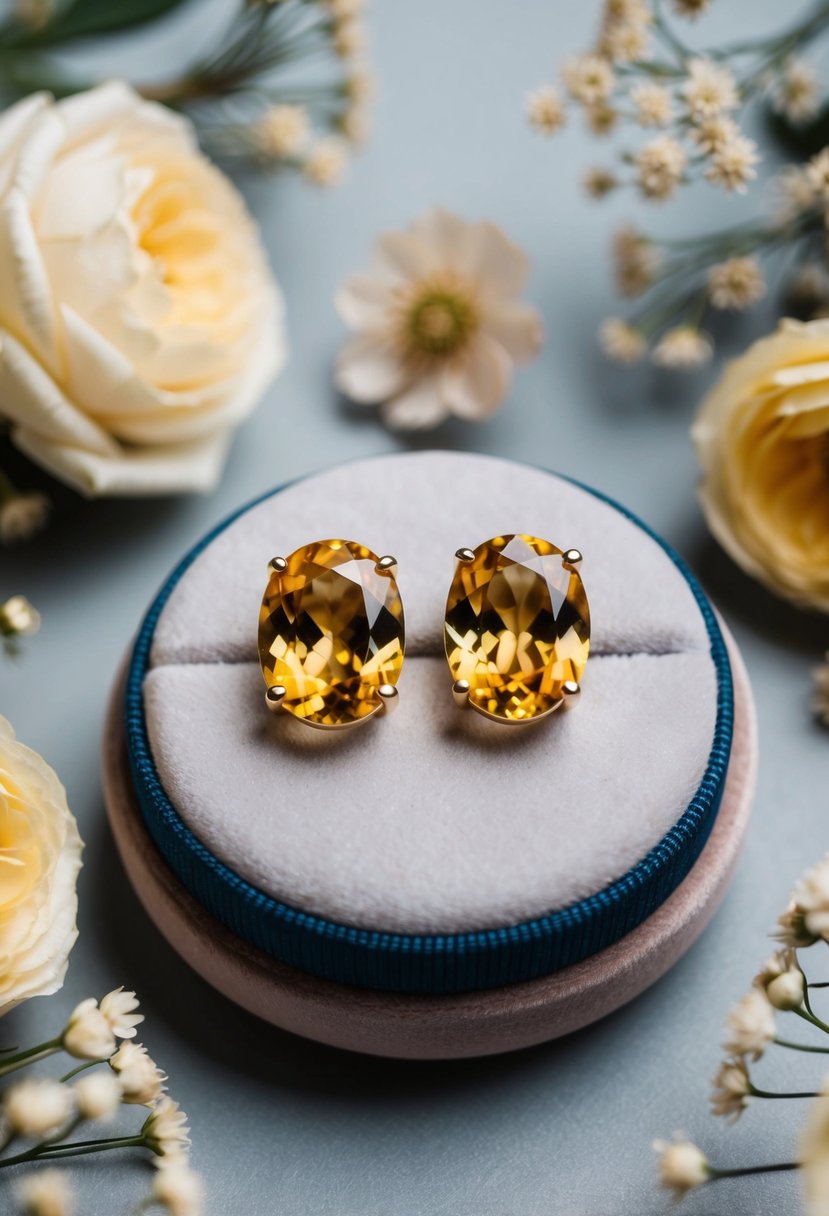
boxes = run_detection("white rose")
[0,716,82,1014]
[0,82,285,497]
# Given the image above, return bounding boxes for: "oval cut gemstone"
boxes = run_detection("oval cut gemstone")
[444,534,590,723]
[258,540,405,728]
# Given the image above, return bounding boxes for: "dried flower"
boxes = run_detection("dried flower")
[584,102,618,136]
[755,949,805,1011]
[335,207,542,429]
[74,1071,122,1122]
[654,1136,711,1198]
[303,136,349,186]
[600,17,649,64]
[525,85,566,135]
[612,226,661,296]
[144,1097,192,1167]
[599,318,645,364]
[255,104,310,158]
[690,114,740,156]
[775,900,820,949]
[722,989,776,1061]
[62,998,117,1061]
[1,595,40,638]
[704,133,759,193]
[111,1041,167,1105]
[710,1059,751,1123]
[790,855,829,942]
[15,1169,73,1216]
[652,326,712,370]
[708,257,766,310]
[100,987,143,1039]
[562,54,615,106]
[0,491,49,544]
[151,1164,205,1216]
[634,135,686,201]
[815,655,829,727]
[774,59,821,124]
[583,167,618,198]
[682,59,740,121]
[630,82,674,128]
[4,1078,72,1137]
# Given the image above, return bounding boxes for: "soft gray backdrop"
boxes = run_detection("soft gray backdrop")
[3,1,828,1212]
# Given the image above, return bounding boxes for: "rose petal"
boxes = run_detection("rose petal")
[0,188,59,373]
[440,333,513,420]
[336,334,408,403]
[381,377,449,429]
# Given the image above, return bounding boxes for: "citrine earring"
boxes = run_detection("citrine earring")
[444,535,590,724]
[258,540,405,730]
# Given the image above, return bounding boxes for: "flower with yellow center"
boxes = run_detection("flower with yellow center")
[693,318,829,610]
[335,208,542,429]
[0,716,82,1014]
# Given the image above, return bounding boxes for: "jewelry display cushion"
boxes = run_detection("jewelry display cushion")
[105,450,756,1058]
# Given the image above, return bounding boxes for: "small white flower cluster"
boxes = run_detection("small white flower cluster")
[656,856,829,1202]
[3,988,202,1216]
[1,596,40,646]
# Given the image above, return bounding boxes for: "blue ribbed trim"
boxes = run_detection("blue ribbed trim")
[124,462,734,995]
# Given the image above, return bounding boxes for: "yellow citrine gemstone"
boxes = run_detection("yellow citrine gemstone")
[258,540,405,728]
[444,535,590,723]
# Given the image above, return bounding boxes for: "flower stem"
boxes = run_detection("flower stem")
[750,1084,819,1100]
[775,1036,829,1054]
[0,1039,62,1078]
[0,1134,147,1169]
[60,1060,101,1083]
[795,1007,829,1036]
[712,1162,800,1181]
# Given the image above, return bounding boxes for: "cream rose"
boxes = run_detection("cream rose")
[0,716,82,1014]
[0,82,285,497]
[693,317,829,610]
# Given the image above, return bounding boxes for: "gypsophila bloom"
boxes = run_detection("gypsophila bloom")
[335,208,541,429]
[708,257,766,310]
[807,149,829,202]
[612,226,661,296]
[62,998,116,1060]
[303,137,348,187]
[635,135,686,201]
[111,1041,166,1105]
[255,104,310,159]
[15,1169,73,1216]
[652,326,712,370]
[152,1164,204,1216]
[710,1058,751,1123]
[100,987,143,1039]
[1,595,40,637]
[562,54,615,106]
[790,856,829,942]
[654,1137,711,1198]
[0,492,49,544]
[344,66,375,104]
[600,18,648,64]
[723,988,776,1061]
[705,133,759,193]
[74,1070,122,1122]
[755,949,805,1011]
[341,104,371,146]
[583,167,618,198]
[775,900,820,948]
[682,59,740,121]
[4,1077,72,1137]
[775,59,821,124]
[144,1097,191,1167]
[775,165,819,223]
[525,86,566,136]
[690,114,740,156]
[585,102,618,136]
[631,82,674,128]
[814,655,829,727]
[600,318,646,364]
[332,16,366,59]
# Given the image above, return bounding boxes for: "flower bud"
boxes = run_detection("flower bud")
[766,968,805,1011]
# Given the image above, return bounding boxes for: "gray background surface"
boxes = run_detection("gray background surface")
[2,1,828,1212]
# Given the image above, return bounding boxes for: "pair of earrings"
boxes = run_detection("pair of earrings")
[258,535,590,731]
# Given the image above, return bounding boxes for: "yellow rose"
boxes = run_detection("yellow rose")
[693,318,829,611]
[0,82,285,497]
[0,717,82,1014]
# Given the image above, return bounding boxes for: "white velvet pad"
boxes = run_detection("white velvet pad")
[143,451,718,934]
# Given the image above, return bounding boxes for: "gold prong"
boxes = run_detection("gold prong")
[561,680,580,708]
[375,555,398,577]
[562,549,583,569]
[452,678,471,707]
[455,548,475,564]
[378,684,399,713]
[269,556,288,575]
[265,685,287,712]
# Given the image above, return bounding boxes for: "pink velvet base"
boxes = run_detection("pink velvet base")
[102,622,756,1060]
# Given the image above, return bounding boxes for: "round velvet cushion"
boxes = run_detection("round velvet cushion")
[125,451,733,994]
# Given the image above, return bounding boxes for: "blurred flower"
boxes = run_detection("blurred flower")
[303,136,349,186]
[652,326,712,369]
[1,595,40,639]
[612,226,661,296]
[15,1169,73,1216]
[631,82,674,128]
[635,135,686,201]
[583,167,618,198]
[722,989,776,1061]
[708,257,766,310]
[682,59,739,121]
[255,104,310,159]
[585,102,618,136]
[775,900,819,949]
[143,1097,191,1167]
[693,319,829,610]
[815,655,829,728]
[789,855,829,942]
[74,1071,122,1122]
[0,83,284,497]
[525,86,566,135]
[151,1164,204,1216]
[710,1059,751,1123]
[654,1136,711,1198]
[4,1077,72,1137]
[111,1041,166,1105]
[335,208,542,429]
[0,717,82,1014]
[562,55,615,106]
[599,318,645,364]
[774,59,821,124]
[704,132,759,193]
[0,487,49,545]
[800,1080,829,1214]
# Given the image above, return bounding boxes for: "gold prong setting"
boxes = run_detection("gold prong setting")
[268,555,288,575]
[455,547,476,564]
[375,555,398,577]
[452,679,471,707]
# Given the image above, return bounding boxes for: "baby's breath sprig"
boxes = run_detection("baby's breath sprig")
[526,0,829,368]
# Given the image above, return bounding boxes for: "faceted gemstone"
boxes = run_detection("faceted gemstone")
[258,539,405,728]
[444,535,590,723]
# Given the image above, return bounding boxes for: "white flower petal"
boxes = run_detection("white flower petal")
[335,273,395,329]
[37,154,124,240]
[440,333,513,420]
[381,377,450,429]
[465,221,530,300]
[0,188,60,374]
[336,334,408,402]
[373,229,433,282]
[482,301,543,363]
